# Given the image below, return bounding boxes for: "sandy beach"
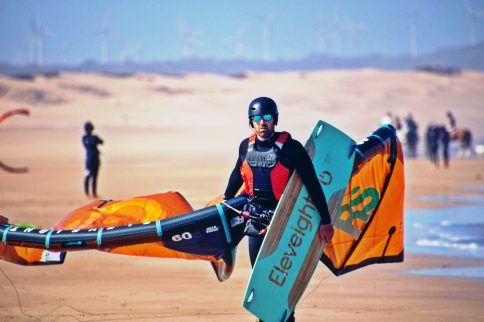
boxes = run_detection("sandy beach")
[1,70,484,321]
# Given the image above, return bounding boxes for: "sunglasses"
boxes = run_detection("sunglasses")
[251,114,273,123]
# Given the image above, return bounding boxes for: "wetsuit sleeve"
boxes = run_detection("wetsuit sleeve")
[223,139,247,199]
[291,140,332,225]
[96,136,104,145]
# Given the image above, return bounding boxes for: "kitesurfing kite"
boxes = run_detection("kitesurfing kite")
[0,108,30,174]
[0,124,404,283]
[0,108,30,124]
[321,124,404,275]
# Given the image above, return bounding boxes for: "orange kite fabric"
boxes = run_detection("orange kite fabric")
[1,193,213,264]
[321,125,404,275]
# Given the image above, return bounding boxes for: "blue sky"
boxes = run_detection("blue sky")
[1,0,483,65]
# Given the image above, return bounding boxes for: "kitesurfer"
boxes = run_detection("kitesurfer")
[223,97,334,322]
[82,121,103,198]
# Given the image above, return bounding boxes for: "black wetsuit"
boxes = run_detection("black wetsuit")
[82,134,103,197]
[224,132,331,265]
[225,132,329,322]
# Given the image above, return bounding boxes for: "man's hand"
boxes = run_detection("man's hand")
[318,223,334,244]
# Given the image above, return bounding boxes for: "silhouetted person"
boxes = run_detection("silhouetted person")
[425,124,449,168]
[426,125,438,165]
[394,115,402,131]
[440,126,450,167]
[83,121,103,198]
[446,111,457,132]
[380,111,393,125]
[405,113,419,158]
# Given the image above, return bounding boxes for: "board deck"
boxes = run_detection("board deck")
[243,121,356,322]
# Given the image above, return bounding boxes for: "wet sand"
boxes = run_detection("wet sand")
[1,71,484,321]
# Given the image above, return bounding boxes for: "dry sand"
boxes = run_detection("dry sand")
[0,70,483,321]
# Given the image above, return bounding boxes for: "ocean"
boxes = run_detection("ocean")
[404,185,484,278]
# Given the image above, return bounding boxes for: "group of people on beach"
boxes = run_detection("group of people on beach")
[84,105,470,202]
[381,110,473,168]
[381,111,419,159]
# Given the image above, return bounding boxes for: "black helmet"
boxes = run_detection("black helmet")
[248,97,278,125]
[84,121,94,133]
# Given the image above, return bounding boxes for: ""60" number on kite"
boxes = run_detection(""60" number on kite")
[171,232,193,242]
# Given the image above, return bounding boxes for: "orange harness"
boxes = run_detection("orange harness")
[240,132,291,201]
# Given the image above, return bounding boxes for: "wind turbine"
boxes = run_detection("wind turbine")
[313,12,328,55]
[177,20,202,59]
[463,0,484,45]
[223,25,247,59]
[341,20,366,57]
[327,13,345,56]
[30,13,45,66]
[263,14,274,62]
[408,1,419,57]
[233,25,246,59]
[329,13,364,57]
[97,19,111,64]
[255,14,275,62]
[119,41,142,63]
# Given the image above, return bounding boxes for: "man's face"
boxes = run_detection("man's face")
[251,114,275,140]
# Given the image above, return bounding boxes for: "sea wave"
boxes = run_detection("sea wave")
[416,239,479,251]
[405,204,484,259]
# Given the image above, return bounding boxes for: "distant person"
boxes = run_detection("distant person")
[445,111,474,157]
[393,115,402,131]
[380,111,401,128]
[82,121,103,198]
[425,124,449,168]
[426,125,439,166]
[393,115,404,138]
[405,113,419,158]
[439,126,450,168]
[380,111,393,125]
[446,111,457,133]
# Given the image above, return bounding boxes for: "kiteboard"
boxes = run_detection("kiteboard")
[243,121,356,322]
